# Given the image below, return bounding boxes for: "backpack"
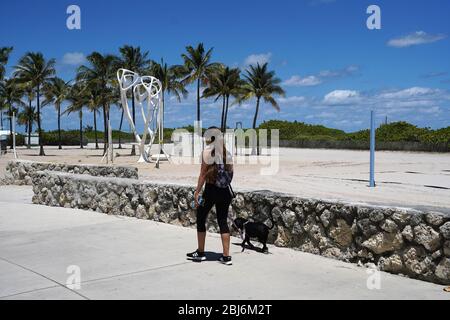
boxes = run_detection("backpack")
[215,163,233,188]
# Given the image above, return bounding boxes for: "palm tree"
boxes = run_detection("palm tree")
[223,68,244,131]
[0,96,6,129]
[180,43,221,122]
[118,45,151,155]
[85,83,102,149]
[65,84,87,149]
[240,63,285,155]
[202,66,226,130]
[116,95,124,149]
[43,77,70,149]
[0,47,13,130]
[0,78,23,148]
[20,83,36,148]
[203,66,243,131]
[241,63,285,130]
[110,86,124,149]
[14,52,56,156]
[149,59,187,135]
[77,52,117,154]
[17,105,38,148]
[0,47,13,80]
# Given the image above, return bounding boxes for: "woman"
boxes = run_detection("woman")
[187,127,234,265]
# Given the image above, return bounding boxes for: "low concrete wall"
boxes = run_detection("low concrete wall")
[31,170,450,285]
[2,160,138,185]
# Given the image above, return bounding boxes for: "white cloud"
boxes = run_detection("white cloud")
[418,106,441,114]
[315,111,337,119]
[319,65,358,78]
[278,96,307,105]
[161,84,449,131]
[323,90,360,105]
[307,86,447,127]
[283,65,359,87]
[229,102,253,111]
[387,31,447,48]
[421,71,448,79]
[62,52,86,65]
[377,87,442,100]
[283,75,322,87]
[244,53,272,66]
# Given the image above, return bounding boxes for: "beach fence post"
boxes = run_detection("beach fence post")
[12,112,17,159]
[369,110,375,187]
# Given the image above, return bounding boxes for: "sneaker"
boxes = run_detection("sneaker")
[186,250,206,262]
[219,255,232,266]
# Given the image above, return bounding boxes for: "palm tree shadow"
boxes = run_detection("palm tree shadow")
[22,154,57,157]
[86,154,107,158]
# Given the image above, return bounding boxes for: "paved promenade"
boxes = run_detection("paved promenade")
[0,186,447,300]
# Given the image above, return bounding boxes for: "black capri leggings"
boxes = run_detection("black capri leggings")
[197,183,232,234]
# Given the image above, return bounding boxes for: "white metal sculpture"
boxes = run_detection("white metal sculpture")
[117,68,163,163]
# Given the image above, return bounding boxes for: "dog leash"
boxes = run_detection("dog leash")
[241,221,250,240]
[229,217,249,240]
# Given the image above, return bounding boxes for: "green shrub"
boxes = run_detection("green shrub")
[41,130,88,146]
[6,133,25,146]
[259,120,347,141]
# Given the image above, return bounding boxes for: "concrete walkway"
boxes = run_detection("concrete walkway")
[0,186,448,300]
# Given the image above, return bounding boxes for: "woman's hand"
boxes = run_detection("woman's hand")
[194,190,200,208]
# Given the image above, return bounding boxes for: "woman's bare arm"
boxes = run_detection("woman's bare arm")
[194,151,209,207]
[195,161,207,195]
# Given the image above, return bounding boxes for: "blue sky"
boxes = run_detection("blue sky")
[1,0,449,133]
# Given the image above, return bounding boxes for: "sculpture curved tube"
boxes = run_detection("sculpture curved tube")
[117,68,162,163]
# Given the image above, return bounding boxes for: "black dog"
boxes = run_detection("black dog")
[232,217,275,253]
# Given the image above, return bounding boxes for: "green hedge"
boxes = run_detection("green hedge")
[42,131,88,146]
[5,133,25,146]
[259,120,347,141]
[259,120,450,146]
[8,131,88,146]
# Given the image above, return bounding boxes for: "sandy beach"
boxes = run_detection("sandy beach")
[1,144,449,213]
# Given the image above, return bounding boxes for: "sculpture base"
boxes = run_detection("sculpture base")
[150,154,170,161]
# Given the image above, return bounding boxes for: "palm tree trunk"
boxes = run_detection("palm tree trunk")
[37,86,45,156]
[131,87,136,155]
[24,122,28,146]
[118,107,123,149]
[220,95,226,132]
[94,109,99,149]
[79,110,83,149]
[27,97,32,148]
[224,95,230,131]
[102,104,108,155]
[252,96,261,129]
[8,103,13,149]
[252,97,261,155]
[196,78,200,122]
[107,108,111,155]
[57,103,62,150]
[28,121,32,149]
[0,110,3,128]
